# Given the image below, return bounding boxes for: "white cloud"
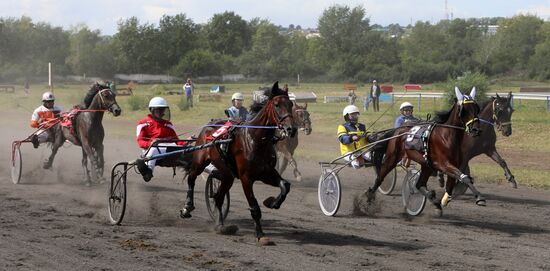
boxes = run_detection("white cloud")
[517,5,550,19]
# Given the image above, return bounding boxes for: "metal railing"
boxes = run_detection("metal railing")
[322,92,550,112]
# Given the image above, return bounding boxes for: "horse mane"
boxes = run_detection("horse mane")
[480,98,494,111]
[433,100,457,124]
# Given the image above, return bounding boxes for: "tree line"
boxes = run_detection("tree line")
[1,5,550,83]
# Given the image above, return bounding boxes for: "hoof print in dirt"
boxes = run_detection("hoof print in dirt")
[257,236,275,246]
[215,225,239,235]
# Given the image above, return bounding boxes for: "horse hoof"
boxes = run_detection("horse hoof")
[43,164,52,170]
[296,176,302,182]
[84,181,92,187]
[441,192,452,207]
[263,197,277,209]
[476,199,486,206]
[509,180,518,189]
[257,236,275,246]
[179,208,193,219]
[216,225,239,235]
[434,208,443,217]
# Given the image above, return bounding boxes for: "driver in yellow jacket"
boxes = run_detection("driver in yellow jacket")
[337,105,371,168]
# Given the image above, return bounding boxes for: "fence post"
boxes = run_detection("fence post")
[418,93,422,111]
[546,96,549,112]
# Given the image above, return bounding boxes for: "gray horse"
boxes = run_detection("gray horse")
[45,87,121,185]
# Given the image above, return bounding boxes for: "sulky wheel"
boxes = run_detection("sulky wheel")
[401,169,427,216]
[204,172,230,222]
[318,169,342,216]
[108,162,128,225]
[11,144,22,184]
[378,168,397,195]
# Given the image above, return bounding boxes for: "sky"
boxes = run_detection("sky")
[1,0,549,35]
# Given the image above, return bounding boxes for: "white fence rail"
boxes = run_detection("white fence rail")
[324,92,550,112]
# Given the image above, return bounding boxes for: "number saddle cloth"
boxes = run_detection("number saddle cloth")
[404,124,436,155]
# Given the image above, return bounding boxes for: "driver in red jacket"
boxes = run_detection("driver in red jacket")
[136,97,185,182]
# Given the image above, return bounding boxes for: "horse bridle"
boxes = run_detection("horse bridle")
[459,99,480,134]
[294,108,311,129]
[492,98,512,131]
[97,89,118,112]
[265,95,292,128]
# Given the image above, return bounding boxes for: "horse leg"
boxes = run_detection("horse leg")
[486,149,517,188]
[438,163,486,206]
[96,144,105,181]
[416,166,443,215]
[180,161,209,218]
[180,171,198,218]
[214,175,237,235]
[441,177,456,207]
[289,155,302,182]
[261,168,291,210]
[276,151,289,174]
[366,146,400,201]
[43,130,63,169]
[81,149,91,185]
[240,175,271,245]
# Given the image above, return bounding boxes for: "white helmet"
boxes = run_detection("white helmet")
[231,92,244,101]
[400,102,413,110]
[148,97,169,108]
[343,105,360,116]
[42,91,55,101]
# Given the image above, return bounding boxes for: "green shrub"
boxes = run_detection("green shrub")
[127,95,149,111]
[177,95,190,111]
[443,72,489,105]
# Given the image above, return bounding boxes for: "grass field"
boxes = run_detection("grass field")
[4,82,550,188]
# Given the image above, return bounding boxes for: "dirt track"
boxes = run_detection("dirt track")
[2,111,550,270]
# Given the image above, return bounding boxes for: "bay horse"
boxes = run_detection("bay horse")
[181,82,294,245]
[45,88,121,185]
[276,102,312,182]
[367,87,483,215]
[439,91,516,204]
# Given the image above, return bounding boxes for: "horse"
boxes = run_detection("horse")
[276,102,312,182]
[367,87,483,215]
[45,88,121,185]
[180,82,294,245]
[439,91,516,202]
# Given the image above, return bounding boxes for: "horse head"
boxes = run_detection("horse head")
[455,86,481,137]
[293,102,312,135]
[93,88,122,116]
[266,82,294,138]
[493,92,514,136]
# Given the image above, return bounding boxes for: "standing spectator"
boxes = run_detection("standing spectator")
[183,78,194,108]
[370,80,381,112]
[23,79,30,96]
[348,89,357,105]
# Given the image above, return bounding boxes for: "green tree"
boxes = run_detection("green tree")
[205,11,251,57]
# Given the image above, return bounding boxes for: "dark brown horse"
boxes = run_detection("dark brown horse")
[46,88,121,185]
[181,82,294,245]
[276,102,311,181]
[440,91,516,204]
[367,87,483,215]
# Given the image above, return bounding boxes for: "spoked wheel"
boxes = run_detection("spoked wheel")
[401,169,427,216]
[108,162,128,225]
[452,182,468,198]
[204,172,230,222]
[11,144,22,184]
[318,169,341,216]
[378,168,397,195]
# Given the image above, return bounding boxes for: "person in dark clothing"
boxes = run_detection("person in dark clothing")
[370,80,381,112]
